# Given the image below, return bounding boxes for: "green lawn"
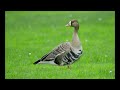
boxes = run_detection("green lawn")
[5,11,115,79]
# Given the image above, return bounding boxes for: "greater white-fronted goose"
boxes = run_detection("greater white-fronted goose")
[33,19,83,66]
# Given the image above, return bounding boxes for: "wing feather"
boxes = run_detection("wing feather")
[34,42,71,63]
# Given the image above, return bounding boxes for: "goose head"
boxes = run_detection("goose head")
[65,19,79,30]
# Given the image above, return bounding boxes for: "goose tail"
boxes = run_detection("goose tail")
[33,59,41,64]
[33,53,49,64]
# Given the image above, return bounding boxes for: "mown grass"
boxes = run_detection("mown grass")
[5,11,115,79]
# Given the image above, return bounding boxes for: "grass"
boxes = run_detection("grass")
[5,11,115,79]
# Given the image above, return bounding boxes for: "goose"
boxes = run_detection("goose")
[33,19,83,67]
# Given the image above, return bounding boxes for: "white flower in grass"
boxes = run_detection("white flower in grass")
[98,18,102,21]
[29,53,31,55]
[109,71,112,73]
